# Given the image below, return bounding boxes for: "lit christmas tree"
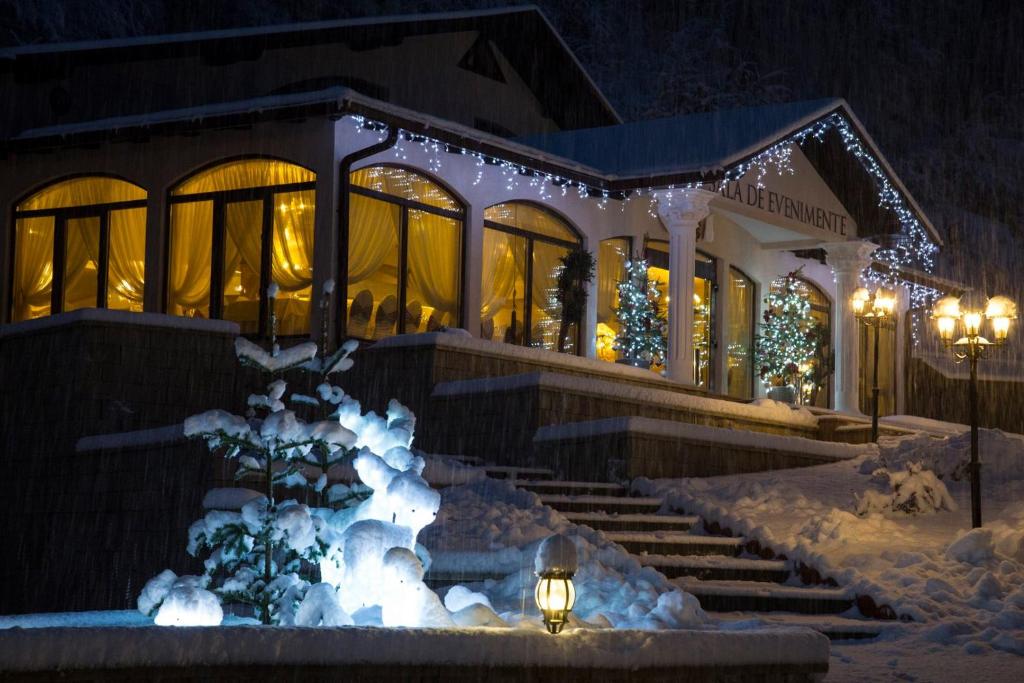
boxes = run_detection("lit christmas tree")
[613,257,668,366]
[755,269,822,394]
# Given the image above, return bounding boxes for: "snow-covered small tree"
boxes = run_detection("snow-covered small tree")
[755,269,822,392]
[613,257,667,365]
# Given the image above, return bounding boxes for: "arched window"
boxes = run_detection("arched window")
[726,267,756,399]
[346,165,464,340]
[770,276,832,407]
[10,176,147,322]
[596,237,631,362]
[167,158,316,336]
[481,202,582,353]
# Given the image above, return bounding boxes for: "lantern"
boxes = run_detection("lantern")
[534,534,578,634]
[963,310,983,338]
[872,288,896,318]
[931,295,961,344]
[985,295,1017,344]
[850,287,871,316]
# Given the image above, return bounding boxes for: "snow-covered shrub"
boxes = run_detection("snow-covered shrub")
[138,570,222,627]
[856,462,957,516]
[141,295,446,627]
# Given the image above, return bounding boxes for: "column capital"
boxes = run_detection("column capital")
[823,240,877,274]
[654,188,716,231]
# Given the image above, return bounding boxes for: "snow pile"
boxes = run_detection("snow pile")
[856,462,957,515]
[421,479,708,630]
[139,571,222,627]
[639,426,1024,656]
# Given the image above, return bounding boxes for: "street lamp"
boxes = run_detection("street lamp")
[534,534,578,634]
[850,286,896,442]
[931,294,1017,528]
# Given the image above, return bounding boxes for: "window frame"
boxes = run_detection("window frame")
[727,265,758,399]
[8,176,147,321]
[164,160,316,338]
[342,164,466,340]
[483,201,582,353]
[769,275,834,408]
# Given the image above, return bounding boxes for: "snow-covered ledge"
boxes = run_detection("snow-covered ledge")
[372,332,693,389]
[76,424,186,453]
[0,624,829,678]
[0,309,240,339]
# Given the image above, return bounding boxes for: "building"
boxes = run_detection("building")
[0,6,958,613]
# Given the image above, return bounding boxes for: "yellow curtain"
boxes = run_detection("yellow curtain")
[168,201,213,314]
[480,228,520,321]
[172,159,314,196]
[272,190,315,292]
[407,210,460,317]
[484,203,576,242]
[351,166,459,212]
[598,239,627,325]
[107,208,147,310]
[11,217,54,321]
[348,193,399,284]
[13,177,147,320]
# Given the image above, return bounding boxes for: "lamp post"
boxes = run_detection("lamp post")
[931,294,1016,528]
[534,534,578,634]
[850,286,896,442]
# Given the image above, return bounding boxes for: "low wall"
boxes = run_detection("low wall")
[906,357,1024,433]
[0,625,830,682]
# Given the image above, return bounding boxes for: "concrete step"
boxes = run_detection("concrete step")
[537,494,663,514]
[485,466,554,480]
[604,531,744,557]
[562,511,698,532]
[515,480,627,497]
[675,579,855,615]
[641,555,790,582]
[716,613,891,641]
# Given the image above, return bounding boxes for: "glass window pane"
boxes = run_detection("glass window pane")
[223,200,264,335]
[173,159,314,196]
[408,209,461,334]
[484,203,576,242]
[168,200,212,319]
[351,166,461,213]
[531,241,571,352]
[107,207,146,312]
[481,228,526,344]
[347,193,400,339]
[18,177,146,211]
[597,238,628,362]
[693,275,712,387]
[726,268,754,399]
[272,190,315,336]
[12,217,54,322]
[63,216,101,312]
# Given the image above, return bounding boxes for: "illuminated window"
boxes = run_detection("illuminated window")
[596,237,630,362]
[482,202,581,354]
[10,176,147,322]
[645,240,716,385]
[770,276,833,408]
[347,166,463,340]
[726,267,755,399]
[168,159,316,336]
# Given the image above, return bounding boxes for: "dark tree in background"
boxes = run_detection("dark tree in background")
[2,0,1021,296]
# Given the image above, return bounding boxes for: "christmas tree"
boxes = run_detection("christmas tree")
[755,269,822,393]
[613,257,668,366]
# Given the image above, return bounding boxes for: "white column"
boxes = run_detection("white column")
[824,240,876,414]
[656,189,715,384]
[463,203,484,337]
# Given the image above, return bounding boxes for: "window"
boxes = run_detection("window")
[859,321,897,417]
[481,202,581,353]
[346,165,464,340]
[645,240,716,385]
[167,158,316,336]
[770,276,832,407]
[726,267,756,399]
[10,176,147,322]
[596,237,631,362]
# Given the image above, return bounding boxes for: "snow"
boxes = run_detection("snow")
[76,423,184,452]
[154,585,223,627]
[235,337,318,374]
[293,583,353,627]
[535,416,866,460]
[880,414,970,437]
[636,425,1024,667]
[535,534,579,574]
[0,308,239,338]
[435,371,819,429]
[0,624,829,671]
[420,480,709,630]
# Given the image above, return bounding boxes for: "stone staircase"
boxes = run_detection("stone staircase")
[425,463,890,642]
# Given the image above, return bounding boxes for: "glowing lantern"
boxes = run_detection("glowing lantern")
[534,534,578,634]
[931,295,961,343]
[872,288,896,318]
[985,295,1017,344]
[850,287,871,316]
